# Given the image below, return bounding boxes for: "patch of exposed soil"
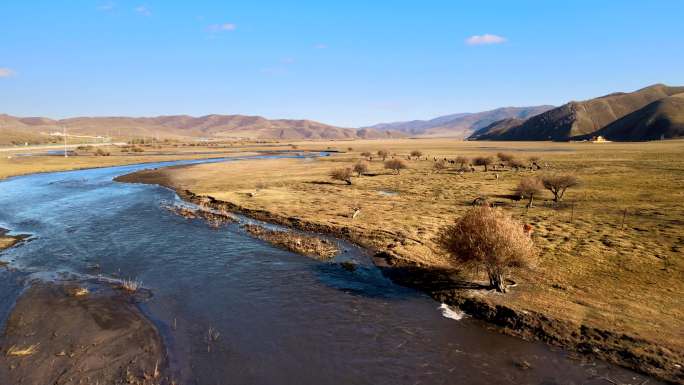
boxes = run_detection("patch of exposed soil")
[0,283,170,385]
[243,223,338,260]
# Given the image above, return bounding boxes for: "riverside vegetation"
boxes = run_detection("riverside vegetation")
[118,138,684,383]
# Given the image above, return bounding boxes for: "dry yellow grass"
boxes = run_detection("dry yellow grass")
[6,343,40,357]
[137,138,684,354]
[0,143,274,180]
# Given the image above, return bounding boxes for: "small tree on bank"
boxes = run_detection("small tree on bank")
[353,160,369,176]
[433,159,447,173]
[542,174,579,202]
[377,149,390,161]
[410,150,423,160]
[473,156,494,172]
[439,206,537,293]
[515,176,544,207]
[455,156,470,168]
[330,167,354,185]
[497,152,515,163]
[384,158,408,174]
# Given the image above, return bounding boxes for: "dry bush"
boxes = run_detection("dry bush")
[131,146,144,153]
[509,158,527,170]
[360,151,372,160]
[410,150,423,159]
[330,167,354,185]
[439,206,537,292]
[497,152,515,163]
[377,149,390,161]
[384,158,409,174]
[515,176,544,207]
[473,156,494,171]
[455,156,470,168]
[94,148,110,156]
[528,155,541,163]
[353,161,369,176]
[542,174,579,202]
[433,159,447,173]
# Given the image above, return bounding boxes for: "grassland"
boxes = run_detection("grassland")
[0,142,283,180]
[120,138,684,382]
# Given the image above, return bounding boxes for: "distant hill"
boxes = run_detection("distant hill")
[468,118,526,140]
[470,84,684,141]
[364,106,554,138]
[0,114,405,145]
[574,93,684,141]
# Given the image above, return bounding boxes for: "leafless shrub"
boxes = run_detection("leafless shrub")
[473,156,494,171]
[528,155,540,163]
[433,159,447,173]
[542,174,579,202]
[515,176,544,207]
[509,158,526,170]
[497,152,515,163]
[131,146,144,153]
[330,167,354,185]
[455,156,470,168]
[377,149,390,161]
[360,151,372,160]
[439,206,537,292]
[120,278,142,293]
[384,158,408,174]
[94,148,110,156]
[410,150,423,159]
[353,161,369,176]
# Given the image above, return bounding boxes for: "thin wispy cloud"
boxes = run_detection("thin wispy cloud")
[97,2,115,12]
[0,68,15,78]
[208,23,237,32]
[465,34,507,45]
[134,5,151,16]
[280,57,295,64]
[313,43,328,49]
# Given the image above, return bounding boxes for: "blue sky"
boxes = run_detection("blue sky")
[1,1,683,127]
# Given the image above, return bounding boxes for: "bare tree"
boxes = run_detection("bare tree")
[330,167,354,185]
[497,152,515,163]
[509,158,527,171]
[377,149,390,161]
[515,176,544,207]
[473,156,494,172]
[353,160,369,177]
[455,156,469,168]
[384,158,408,174]
[410,150,423,160]
[439,206,537,293]
[542,174,579,202]
[433,159,447,173]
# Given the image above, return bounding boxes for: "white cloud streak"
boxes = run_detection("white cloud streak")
[135,5,151,16]
[0,68,15,78]
[208,23,237,32]
[465,34,507,45]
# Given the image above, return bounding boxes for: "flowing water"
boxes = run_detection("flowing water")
[0,155,658,385]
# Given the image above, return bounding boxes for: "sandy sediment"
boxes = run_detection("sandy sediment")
[0,283,170,385]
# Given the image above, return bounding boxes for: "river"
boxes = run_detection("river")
[0,155,657,385]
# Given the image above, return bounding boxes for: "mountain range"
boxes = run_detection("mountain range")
[469,84,684,141]
[0,114,405,145]
[363,106,554,138]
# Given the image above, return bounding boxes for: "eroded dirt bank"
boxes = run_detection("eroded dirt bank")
[0,283,169,385]
[116,170,683,384]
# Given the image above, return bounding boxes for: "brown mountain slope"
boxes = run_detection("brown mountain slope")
[577,93,684,141]
[365,106,554,138]
[467,118,526,140]
[1,114,405,141]
[475,84,684,141]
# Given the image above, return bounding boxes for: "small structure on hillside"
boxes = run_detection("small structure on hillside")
[590,135,610,143]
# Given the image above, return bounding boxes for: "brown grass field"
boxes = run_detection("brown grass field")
[122,138,684,365]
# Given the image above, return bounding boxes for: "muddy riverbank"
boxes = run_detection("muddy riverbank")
[116,171,682,384]
[0,282,168,385]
